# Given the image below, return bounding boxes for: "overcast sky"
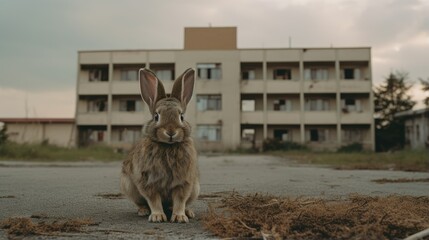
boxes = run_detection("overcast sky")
[0,0,428,118]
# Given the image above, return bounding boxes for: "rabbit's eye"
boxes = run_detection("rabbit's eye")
[154,113,159,122]
[180,113,184,122]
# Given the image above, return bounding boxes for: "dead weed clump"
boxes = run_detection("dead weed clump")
[203,193,429,239]
[372,178,429,184]
[95,192,125,199]
[0,217,95,237]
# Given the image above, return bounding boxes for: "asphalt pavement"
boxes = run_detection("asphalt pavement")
[0,155,428,239]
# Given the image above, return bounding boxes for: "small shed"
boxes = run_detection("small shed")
[0,118,76,147]
[395,108,429,149]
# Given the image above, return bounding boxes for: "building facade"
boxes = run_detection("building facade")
[75,27,374,151]
[396,108,429,149]
[0,118,76,147]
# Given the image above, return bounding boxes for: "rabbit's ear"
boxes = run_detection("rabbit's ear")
[171,68,195,110]
[139,68,166,113]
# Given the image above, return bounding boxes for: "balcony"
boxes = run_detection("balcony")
[241,111,264,124]
[111,82,139,95]
[240,80,264,93]
[266,80,300,93]
[341,112,372,124]
[78,82,109,95]
[195,111,223,124]
[304,111,337,124]
[77,113,108,125]
[267,111,300,124]
[340,80,371,93]
[195,80,223,94]
[111,112,145,125]
[303,80,337,93]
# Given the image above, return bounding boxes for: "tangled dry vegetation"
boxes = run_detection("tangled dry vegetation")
[372,177,429,184]
[0,217,94,237]
[203,193,429,239]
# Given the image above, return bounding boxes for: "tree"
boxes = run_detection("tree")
[420,78,429,106]
[374,72,416,151]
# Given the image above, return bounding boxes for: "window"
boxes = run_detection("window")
[304,68,329,80]
[405,126,412,144]
[155,69,174,80]
[88,99,107,112]
[120,69,138,81]
[241,100,255,111]
[242,70,255,80]
[305,99,330,111]
[88,130,107,142]
[119,100,143,112]
[197,95,221,111]
[197,125,221,141]
[308,129,328,142]
[197,63,222,80]
[119,128,141,143]
[274,129,291,141]
[344,69,354,79]
[89,68,108,82]
[274,69,292,80]
[416,124,420,141]
[343,129,363,142]
[341,98,362,112]
[242,129,255,142]
[342,68,361,80]
[273,99,292,111]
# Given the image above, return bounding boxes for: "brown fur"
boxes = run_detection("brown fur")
[121,68,199,223]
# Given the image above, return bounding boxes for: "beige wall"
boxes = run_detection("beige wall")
[76,46,374,151]
[5,123,76,147]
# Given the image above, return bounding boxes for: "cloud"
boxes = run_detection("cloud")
[0,0,428,117]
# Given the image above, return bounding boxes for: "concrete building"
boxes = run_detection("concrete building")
[395,108,429,149]
[0,118,76,147]
[76,27,374,151]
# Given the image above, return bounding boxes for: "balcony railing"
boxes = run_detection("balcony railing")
[241,111,264,124]
[77,113,108,125]
[78,82,109,95]
[304,111,337,124]
[341,111,372,124]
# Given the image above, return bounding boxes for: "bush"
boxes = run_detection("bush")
[263,138,307,152]
[337,143,363,153]
[0,123,8,145]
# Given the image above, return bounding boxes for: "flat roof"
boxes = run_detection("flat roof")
[395,108,429,118]
[0,118,75,124]
[78,46,371,53]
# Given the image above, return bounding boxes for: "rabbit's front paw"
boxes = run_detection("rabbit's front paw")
[171,213,189,223]
[148,212,167,222]
[185,208,195,219]
[137,207,150,216]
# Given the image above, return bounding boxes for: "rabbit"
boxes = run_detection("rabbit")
[121,68,199,223]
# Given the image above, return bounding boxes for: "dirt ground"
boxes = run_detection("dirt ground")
[0,155,428,239]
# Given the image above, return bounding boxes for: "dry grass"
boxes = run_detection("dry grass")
[271,150,429,172]
[0,217,95,237]
[0,142,123,161]
[372,177,429,184]
[0,195,15,199]
[95,193,124,200]
[203,193,429,239]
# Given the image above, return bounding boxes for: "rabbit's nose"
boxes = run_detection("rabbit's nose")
[165,130,177,137]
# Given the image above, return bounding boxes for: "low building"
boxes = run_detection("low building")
[395,108,429,149]
[0,118,76,148]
